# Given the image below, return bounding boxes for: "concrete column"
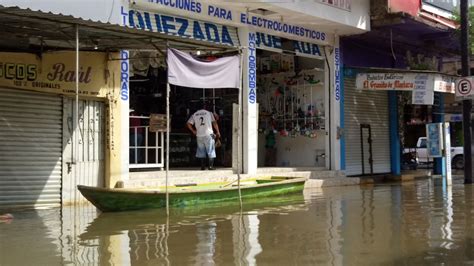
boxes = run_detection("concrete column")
[340,66,345,171]
[239,28,258,174]
[433,92,445,174]
[327,35,342,170]
[389,91,401,175]
[104,50,129,188]
[118,50,130,185]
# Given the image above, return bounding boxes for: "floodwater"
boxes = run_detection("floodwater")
[1,179,474,265]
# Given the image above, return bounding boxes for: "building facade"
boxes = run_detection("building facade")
[0,0,370,208]
[122,0,370,176]
[341,0,461,176]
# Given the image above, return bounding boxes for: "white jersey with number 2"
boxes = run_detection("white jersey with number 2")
[188,109,215,137]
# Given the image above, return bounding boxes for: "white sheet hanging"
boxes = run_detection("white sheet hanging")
[167,48,240,89]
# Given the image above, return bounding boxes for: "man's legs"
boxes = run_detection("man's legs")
[205,135,216,170]
[196,135,216,170]
[196,136,208,170]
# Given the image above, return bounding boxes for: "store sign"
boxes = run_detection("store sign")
[133,0,330,45]
[255,32,282,52]
[434,75,456,93]
[120,50,129,101]
[357,73,423,90]
[0,52,113,97]
[254,32,326,59]
[128,9,239,46]
[248,32,257,104]
[412,74,433,105]
[334,47,341,102]
[356,72,456,94]
[294,41,324,59]
[149,113,167,132]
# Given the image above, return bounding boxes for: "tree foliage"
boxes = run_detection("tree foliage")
[452,6,474,53]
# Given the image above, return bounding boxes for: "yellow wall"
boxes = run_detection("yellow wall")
[0,51,125,188]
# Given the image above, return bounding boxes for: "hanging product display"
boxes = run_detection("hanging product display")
[257,68,325,139]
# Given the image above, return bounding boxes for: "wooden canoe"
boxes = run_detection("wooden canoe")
[77,176,307,212]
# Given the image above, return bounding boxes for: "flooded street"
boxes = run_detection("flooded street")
[1,179,474,265]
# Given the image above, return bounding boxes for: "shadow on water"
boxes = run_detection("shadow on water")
[0,209,64,265]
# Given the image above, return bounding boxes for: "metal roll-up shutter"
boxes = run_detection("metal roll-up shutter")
[0,87,62,208]
[344,77,391,176]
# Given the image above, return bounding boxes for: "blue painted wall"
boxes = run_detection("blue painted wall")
[432,92,445,175]
[389,91,401,175]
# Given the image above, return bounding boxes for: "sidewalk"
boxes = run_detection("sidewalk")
[122,167,361,189]
[353,169,465,184]
[121,168,467,189]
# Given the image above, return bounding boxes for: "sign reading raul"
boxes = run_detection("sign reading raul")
[0,51,114,97]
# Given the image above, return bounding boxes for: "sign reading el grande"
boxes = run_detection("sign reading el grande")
[0,51,114,97]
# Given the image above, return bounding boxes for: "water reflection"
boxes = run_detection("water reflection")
[77,194,306,265]
[2,180,474,265]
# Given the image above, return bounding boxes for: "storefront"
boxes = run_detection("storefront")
[0,51,123,208]
[344,69,456,176]
[125,8,241,170]
[255,34,328,168]
[125,1,343,174]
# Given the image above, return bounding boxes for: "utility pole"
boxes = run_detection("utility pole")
[461,0,473,184]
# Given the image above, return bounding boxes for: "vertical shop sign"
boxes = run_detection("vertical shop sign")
[248,32,257,104]
[334,47,341,102]
[412,74,433,105]
[120,50,129,101]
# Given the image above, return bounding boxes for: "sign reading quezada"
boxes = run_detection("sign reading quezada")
[0,51,111,97]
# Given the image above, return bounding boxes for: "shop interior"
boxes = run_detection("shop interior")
[256,41,327,168]
[129,49,238,169]
[128,40,328,170]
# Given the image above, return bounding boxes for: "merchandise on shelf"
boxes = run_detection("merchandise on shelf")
[257,68,325,138]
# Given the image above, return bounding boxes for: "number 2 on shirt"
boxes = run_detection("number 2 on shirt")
[199,117,205,126]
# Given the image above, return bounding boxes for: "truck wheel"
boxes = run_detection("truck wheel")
[452,156,464,169]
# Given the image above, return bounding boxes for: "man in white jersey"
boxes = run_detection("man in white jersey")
[187,104,221,170]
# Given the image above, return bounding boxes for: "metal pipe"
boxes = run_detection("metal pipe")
[166,47,170,215]
[75,25,79,201]
[324,46,332,169]
[461,0,472,184]
[237,50,243,208]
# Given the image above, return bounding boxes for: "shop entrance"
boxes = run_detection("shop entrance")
[256,46,327,168]
[129,51,238,170]
[63,98,105,204]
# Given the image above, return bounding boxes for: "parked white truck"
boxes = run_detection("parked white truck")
[404,137,464,169]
